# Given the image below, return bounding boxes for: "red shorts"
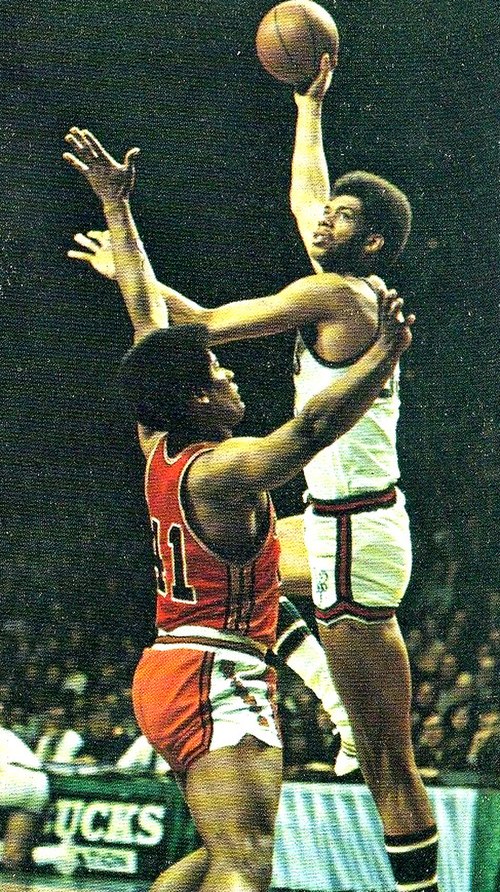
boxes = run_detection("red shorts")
[132,644,281,775]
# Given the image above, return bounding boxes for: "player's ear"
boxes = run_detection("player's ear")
[363,232,384,256]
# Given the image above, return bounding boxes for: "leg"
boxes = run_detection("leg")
[319,617,434,829]
[150,848,209,892]
[275,515,358,774]
[272,595,358,775]
[2,811,39,870]
[184,736,282,892]
[319,618,439,890]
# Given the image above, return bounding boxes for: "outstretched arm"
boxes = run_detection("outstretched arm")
[66,226,361,350]
[63,127,171,341]
[290,53,335,271]
[192,292,414,499]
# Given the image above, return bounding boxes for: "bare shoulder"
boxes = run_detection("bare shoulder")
[290,271,362,312]
[137,425,165,459]
[186,436,261,498]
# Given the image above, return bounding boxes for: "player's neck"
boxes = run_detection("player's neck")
[169,425,232,454]
[321,258,371,277]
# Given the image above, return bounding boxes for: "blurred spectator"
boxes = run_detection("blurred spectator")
[474,655,499,712]
[60,655,88,697]
[75,706,131,765]
[116,733,171,775]
[440,705,476,770]
[436,671,477,720]
[434,653,459,715]
[34,706,83,763]
[467,708,500,772]
[419,525,459,627]
[412,680,438,738]
[413,617,446,679]
[414,713,445,772]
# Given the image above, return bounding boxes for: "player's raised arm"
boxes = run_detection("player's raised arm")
[200,271,357,344]
[63,127,170,341]
[290,53,335,269]
[193,291,414,500]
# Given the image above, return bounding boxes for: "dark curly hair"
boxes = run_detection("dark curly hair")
[119,324,211,431]
[332,170,412,269]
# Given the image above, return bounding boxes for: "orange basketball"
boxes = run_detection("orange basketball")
[256,1,339,85]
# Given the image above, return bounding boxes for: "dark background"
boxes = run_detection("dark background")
[0,1,497,626]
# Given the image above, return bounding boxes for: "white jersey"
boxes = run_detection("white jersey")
[294,326,401,500]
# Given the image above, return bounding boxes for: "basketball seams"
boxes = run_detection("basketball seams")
[301,3,321,71]
[273,5,298,68]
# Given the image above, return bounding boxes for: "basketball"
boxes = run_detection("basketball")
[256,1,339,86]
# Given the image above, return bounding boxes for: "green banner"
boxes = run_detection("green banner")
[472,788,500,892]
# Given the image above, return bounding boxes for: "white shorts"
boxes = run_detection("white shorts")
[304,486,412,625]
[133,630,282,774]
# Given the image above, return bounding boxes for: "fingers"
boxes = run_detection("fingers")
[64,127,99,163]
[67,250,92,263]
[72,231,111,251]
[62,152,89,172]
[124,147,140,164]
[80,128,107,156]
[73,232,99,252]
[383,293,415,328]
[366,274,388,295]
[390,296,407,325]
[320,50,337,72]
[86,230,111,246]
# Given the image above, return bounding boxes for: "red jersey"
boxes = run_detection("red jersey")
[144,436,281,648]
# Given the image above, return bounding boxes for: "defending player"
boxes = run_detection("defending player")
[67,227,358,777]
[63,128,413,892]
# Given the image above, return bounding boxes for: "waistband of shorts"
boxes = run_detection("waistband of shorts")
[153,625,269,662]
[308,485,397,516]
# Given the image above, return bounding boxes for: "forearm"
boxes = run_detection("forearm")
[102,197,168,339]
[290,94,330,215]
[300,342,397,450]
[202,275,346,345]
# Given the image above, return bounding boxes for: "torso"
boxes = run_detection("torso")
[144,438,281,646]
[294,278,401,499]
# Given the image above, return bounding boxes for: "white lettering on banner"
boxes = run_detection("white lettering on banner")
[104,803,139,844]
[52,799,166,846]
[78,845,138,873]
[80,802,112,842]
[54,799,86,840]
[136,805,165,846]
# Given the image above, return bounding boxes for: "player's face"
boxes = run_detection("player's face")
[311,194,368,270]
[207,352,245,426]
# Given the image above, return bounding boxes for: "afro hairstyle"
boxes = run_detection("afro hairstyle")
[119,324,211,430]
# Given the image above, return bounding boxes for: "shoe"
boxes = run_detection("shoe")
[334,744,359,776]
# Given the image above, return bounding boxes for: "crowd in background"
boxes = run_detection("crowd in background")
[0,498,498,782]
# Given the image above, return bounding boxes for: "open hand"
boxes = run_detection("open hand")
[67,230,116,280]
[63,127,139,203]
